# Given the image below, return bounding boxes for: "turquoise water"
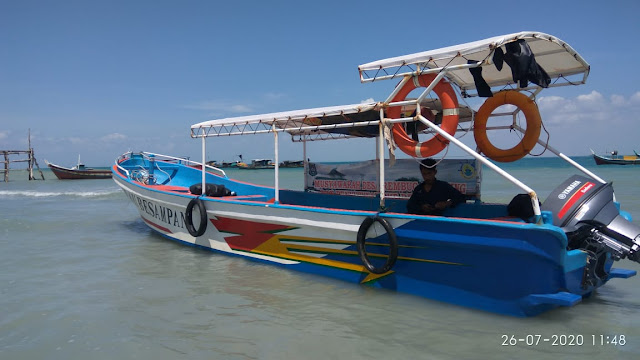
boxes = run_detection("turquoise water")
[1,159,639,359]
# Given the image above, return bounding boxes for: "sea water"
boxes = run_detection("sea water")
[1,157,639,360]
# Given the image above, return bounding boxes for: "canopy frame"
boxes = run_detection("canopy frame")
[191,31,600,215]
[358,31,590,98]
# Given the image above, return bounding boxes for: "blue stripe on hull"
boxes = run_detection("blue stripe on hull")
[147,225,585,317]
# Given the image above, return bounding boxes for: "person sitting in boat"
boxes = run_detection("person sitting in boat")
[407,158,466,216]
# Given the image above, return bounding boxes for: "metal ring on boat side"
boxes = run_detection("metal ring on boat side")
[473,90,542,162]
[356,216,398,274]
[185,198,207,237]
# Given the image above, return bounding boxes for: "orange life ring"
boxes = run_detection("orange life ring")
[473,91,542,163]
[388,74,459,158]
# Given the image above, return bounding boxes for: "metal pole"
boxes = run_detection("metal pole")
[28,130,34,180]
[3,152,8,182]
[384,76,411,104]
[303,139,308,190]
[417,114,541,217]
[416,71,447,105]
[378,108,386,210]
[201,135,206,195]
[273,123,280,204]
[512,124,606,184]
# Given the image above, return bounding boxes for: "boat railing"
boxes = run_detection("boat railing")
[115,153,131,178]
[143,151,227,178]
[115,151,227,181]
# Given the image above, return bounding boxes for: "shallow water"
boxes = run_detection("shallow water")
[1,159,639,359]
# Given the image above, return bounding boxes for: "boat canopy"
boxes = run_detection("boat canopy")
[188,31,603,216]
[358,31,590,92]
[190,99,473,141]
[191,102,377,140]
[191,31,587,140]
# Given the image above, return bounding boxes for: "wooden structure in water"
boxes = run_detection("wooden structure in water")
[1,130,45,182]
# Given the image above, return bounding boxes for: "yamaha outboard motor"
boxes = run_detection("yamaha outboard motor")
[542,175,640,286]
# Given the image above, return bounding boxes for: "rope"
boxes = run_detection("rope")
[380,117,397,166]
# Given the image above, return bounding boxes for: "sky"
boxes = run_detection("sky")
[1,0,639,167]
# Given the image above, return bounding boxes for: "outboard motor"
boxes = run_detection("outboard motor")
[542,175,640,286]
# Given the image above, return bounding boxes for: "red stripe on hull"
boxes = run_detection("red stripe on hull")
[143,218,172,233]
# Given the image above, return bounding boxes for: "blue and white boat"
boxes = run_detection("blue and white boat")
[113,31,640,316]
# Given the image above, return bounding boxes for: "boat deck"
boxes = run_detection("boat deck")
[138,181,528,224]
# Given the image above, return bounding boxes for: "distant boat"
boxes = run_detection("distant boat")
[221,161,240,168]
[207,155,244,168]
[237,159,275,169]
[279,160,304,168]
[45,156,112,179]
[591,149,640,165]
[206,160,239,168]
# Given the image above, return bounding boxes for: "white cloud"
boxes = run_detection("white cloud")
[576,90,605,103]
[101,133,127,141]
[361,98,375,104]
[527,91,640,155]
[611,94,625,105]
[537,91,640,125]
[0,130,8,141]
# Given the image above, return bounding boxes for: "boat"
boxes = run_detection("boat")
[279,160,304,168]
[220,161,240,168]
[591,149,640,165]
[208,155,244,168]
[46,156,111,179]
[113,31,640,317]
[206,160,240,168]
[237,159,275,169]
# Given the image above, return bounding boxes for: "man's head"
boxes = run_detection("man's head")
[419,158,437,183]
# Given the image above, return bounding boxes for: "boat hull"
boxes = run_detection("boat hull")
[112,158,624,317]
[593,153,640,165]
[47,162,112,179]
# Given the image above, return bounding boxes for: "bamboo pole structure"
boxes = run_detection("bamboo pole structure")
[0,130,45,182]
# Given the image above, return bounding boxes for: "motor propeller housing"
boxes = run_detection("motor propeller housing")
[542,175,640,264]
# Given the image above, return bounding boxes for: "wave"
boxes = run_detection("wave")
[0,189,122,198]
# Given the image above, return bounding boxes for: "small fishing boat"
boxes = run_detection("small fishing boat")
[113,32,639,316]
[206,160,239,168]
[46,156,111,180]
[279,160,305,168]
[208,155,243,168]
[591,149,640,165]
[237,159,275,169]
[219,161,240,168]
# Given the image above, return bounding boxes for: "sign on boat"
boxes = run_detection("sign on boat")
[113,32,640,317]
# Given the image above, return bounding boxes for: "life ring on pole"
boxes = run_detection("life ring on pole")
[473,90,542,163]
[388,73,460,158]
[356,216,398,274]
[185,198,207,237]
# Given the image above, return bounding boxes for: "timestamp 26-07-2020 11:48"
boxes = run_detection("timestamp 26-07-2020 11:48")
[501,334,626,346]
